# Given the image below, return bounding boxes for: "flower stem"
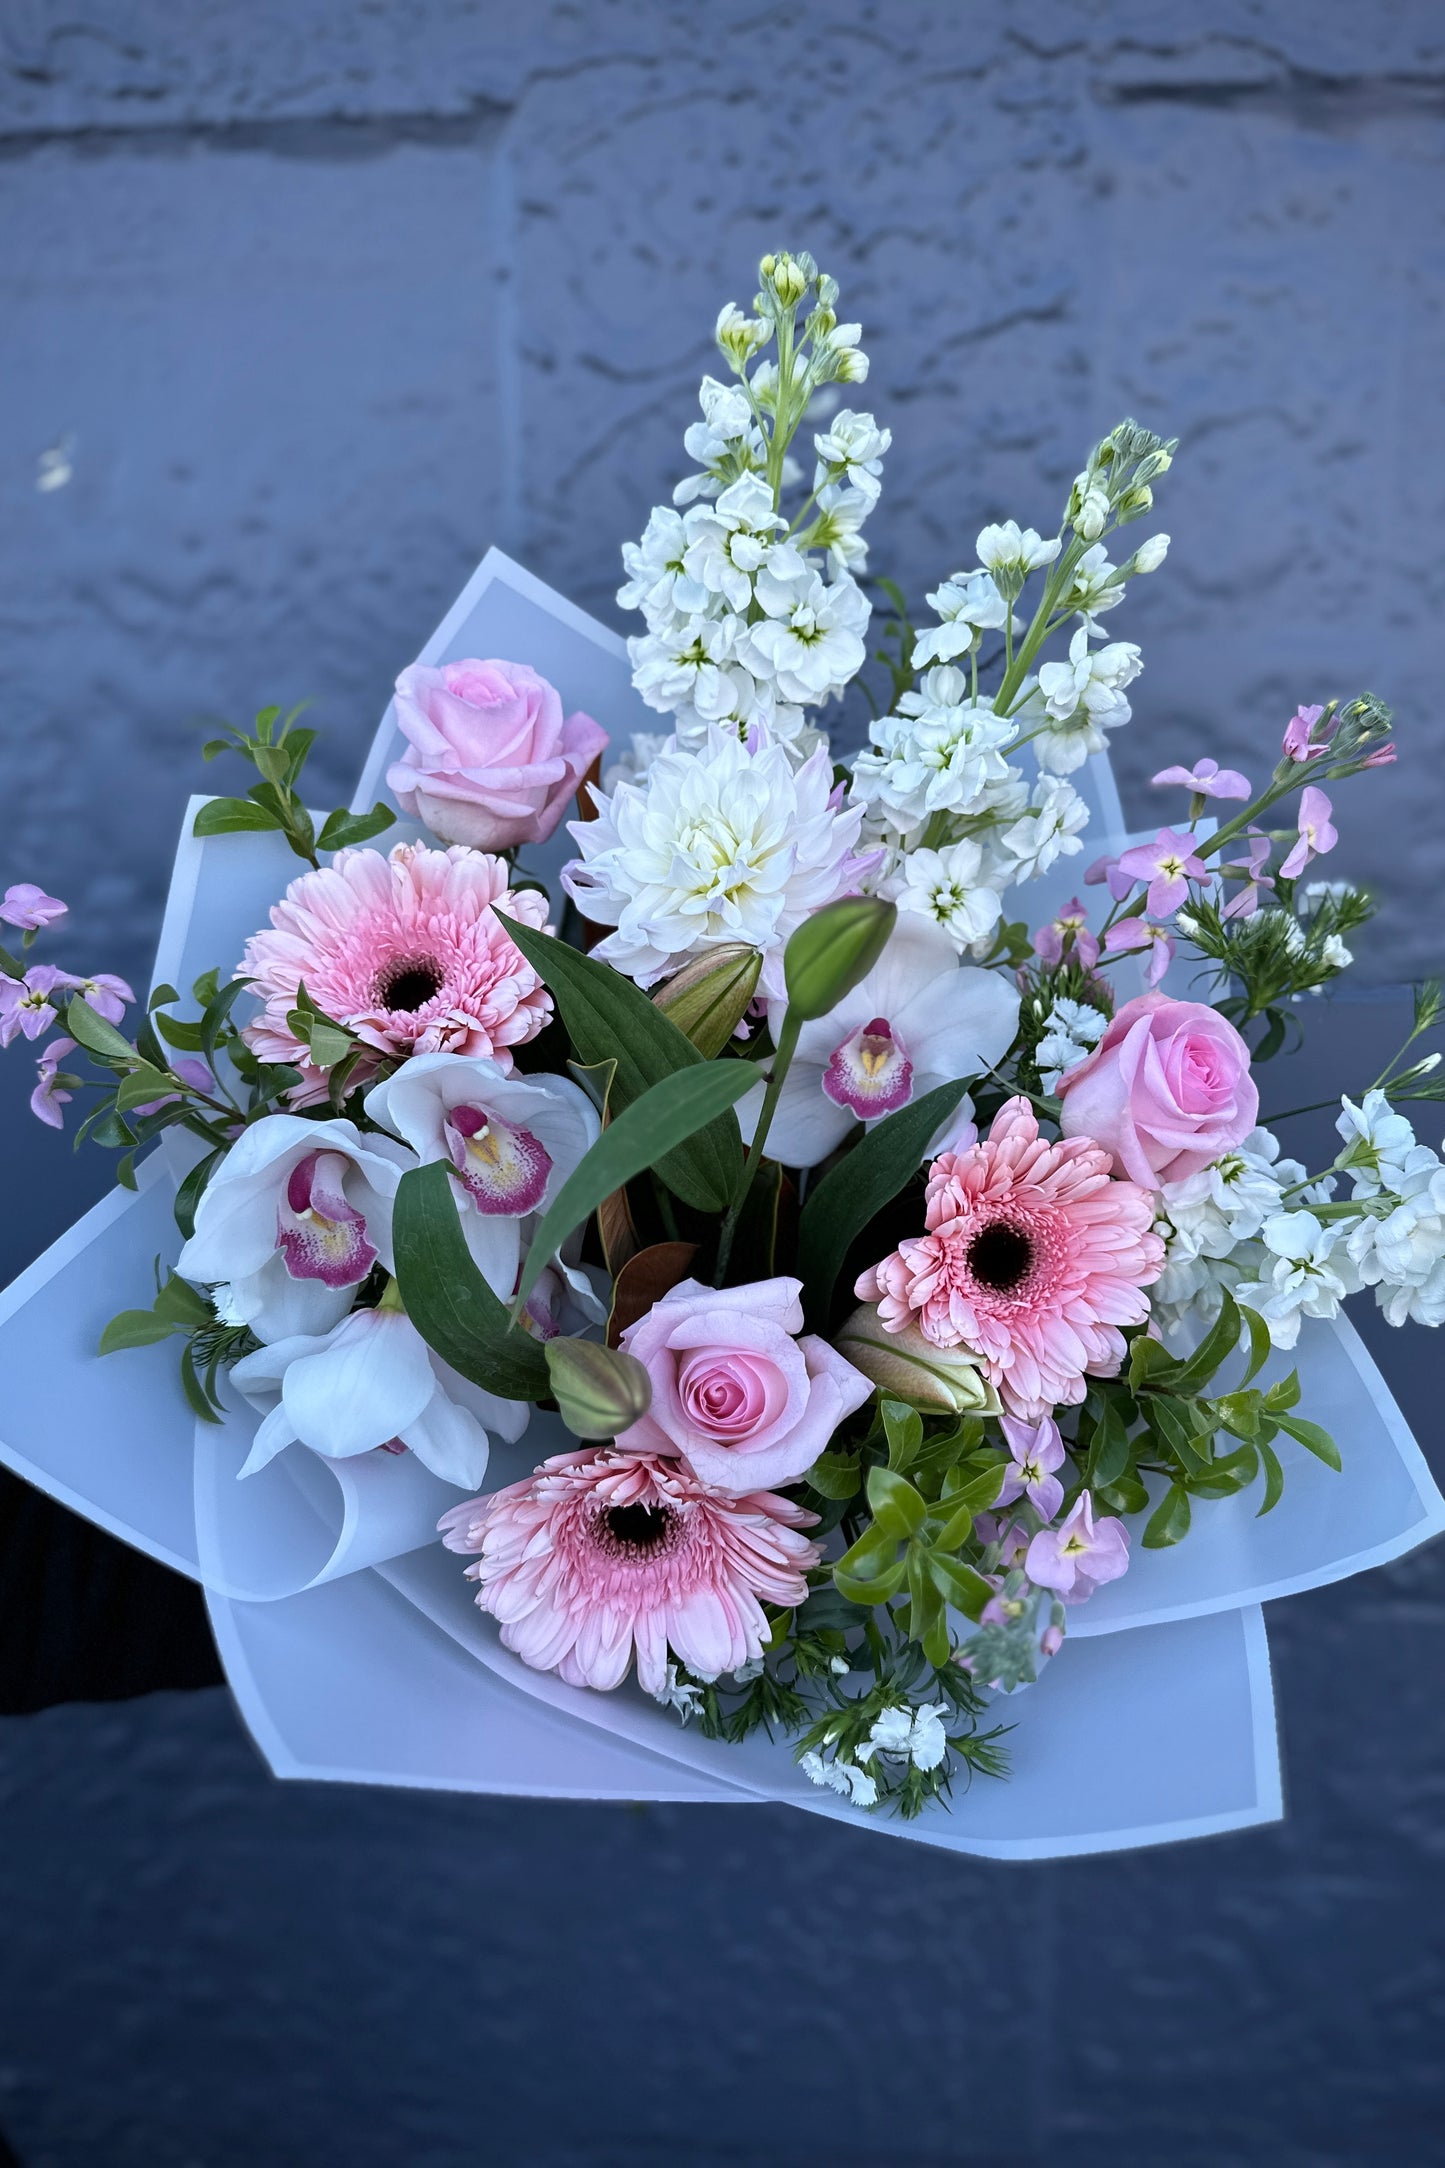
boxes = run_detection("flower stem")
[712,1009,802,1285]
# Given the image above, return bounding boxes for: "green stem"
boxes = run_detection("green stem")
[712,1009,802,1284]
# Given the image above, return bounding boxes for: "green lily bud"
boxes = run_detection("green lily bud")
[652,944,762,1057]
[835,1305,1000,1416]
[544,1338,652,1441]
[783,897,896,1022]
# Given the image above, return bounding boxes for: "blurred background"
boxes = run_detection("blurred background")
[3,4,1445,2163]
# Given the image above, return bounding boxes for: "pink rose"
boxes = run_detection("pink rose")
[387,658,609,851]
[1056,991,1258,1189]
[615,1276,872,1493]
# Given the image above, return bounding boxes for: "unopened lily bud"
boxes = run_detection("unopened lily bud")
[652,943,762,1057]
[835,1305,1001,1415]
[783,897,896,1022]
[544,1338,652,1440]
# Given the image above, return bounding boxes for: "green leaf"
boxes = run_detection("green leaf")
[114,1062,176,1111]
[927,1552,993,1621]
[193,796,284,837]
[318,803,396,852]
[308,1019,353,1070]
[392,1162,550,1402]
[1129,1332,1179,1390]
[807,1450,862,1500]
[511,1061,757,1319]
[500,920,743,1213]
[940,1459,1007,1513]
[865,1464,927,1539]
[154,1010,207,1052]
[1274,1411,1342,1472]
[199,977,249,1068]
[1142,1483,1193,1549]
[881,1396,923,1471]
[1257,1437,1286,1516]
[834,1557,908,1606]
[64,994,136,1064]
[1149,1395,1212,1479]
[153,1271,213,1329]
[179,1338,223,1425]
[1085,1397,1132,1489]
[1239,1302,1273,1386]
[174,1148,223,1241]
[836,1522,900,1579]
[1098,1470,1150,1516]
[1169,1292,1244,1395]
[1265,1370,1302,1414]
[1215,1389,1263,1440]
[98,1309,177,1354]
[794,1076,972,1324]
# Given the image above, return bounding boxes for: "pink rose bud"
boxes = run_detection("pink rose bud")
[387,658,609,852]
[1055,991,1258,1190]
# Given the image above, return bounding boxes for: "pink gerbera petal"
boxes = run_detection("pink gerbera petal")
[854,1096,1164,1420]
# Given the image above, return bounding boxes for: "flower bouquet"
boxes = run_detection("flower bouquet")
[3,249,1443,1857]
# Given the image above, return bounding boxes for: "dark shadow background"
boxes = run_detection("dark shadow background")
[3,6,1445,2164]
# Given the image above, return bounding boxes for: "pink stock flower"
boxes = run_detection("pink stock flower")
[1,884,67,932]
[1150,757,1251,801]
[29,1036,76,1129]
[65,971,134,1025]
[1025,1491,1130,1604]
[1057,991,1258,1189]
[0,965,72,1049]
[1221,831,1275,920]
[615,1276,872,1493]
[1281,704,1331,762]
[439,1448,822,1693]
[1280,786,1337,880]
[1115,828,1208,918]
[1104,915,1175,989]
[995,1413,1066,1520]
[1084,853,1133,903]
[238,841,552,1100]
[388,658,609,852]
[1032,898,1099,970]
[855,1098,1163,1420]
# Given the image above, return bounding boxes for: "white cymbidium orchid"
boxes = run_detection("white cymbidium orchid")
[177,1112,414,1345]
[736,916,1020,1169]
[230,1301,529,1489]
[364,1052,600,1299]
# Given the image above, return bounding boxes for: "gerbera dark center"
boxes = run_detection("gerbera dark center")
[604,1502,673,1553]
[376,957,443,1012]
[967,1220,1033,1292]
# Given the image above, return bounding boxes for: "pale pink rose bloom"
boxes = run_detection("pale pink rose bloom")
[1057,991,1258,1190]
[439,1448,821,1693]
[388,659,609,851]
[238,841,552,1102]
[855,1098,1163,1421]
[614,1276,872,1493]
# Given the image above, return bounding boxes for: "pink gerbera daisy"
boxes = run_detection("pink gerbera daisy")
[440,1448,821,1694]
[239,841,552,1097]
[855,1096,1164,1419]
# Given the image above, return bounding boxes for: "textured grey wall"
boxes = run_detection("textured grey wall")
[4,7,1445,2165]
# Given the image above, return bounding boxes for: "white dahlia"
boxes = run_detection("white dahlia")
[561,725,880,997]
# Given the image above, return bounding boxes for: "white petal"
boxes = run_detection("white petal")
[398,1390,493,1488]
[237,1400,299,1478]
[281,1310,435,1458]
[891,963,1020,1082]
[226,1254,356,1346]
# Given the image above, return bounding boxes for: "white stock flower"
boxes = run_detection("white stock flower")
[1034,995,1107,1092]
[561,724,876,997]
[912,570,1012,667]
[230,1304,528,1488]
[601,729,670,792]
[811,484,872,574]
[813,408,891,497]
[1132,532,1170,574]
[681,472,793,614]
[651,1663,705,1719]
[1161,1128,1304,1257]
[674,376,761,503]
[997,776,1088,883]
[617,506,710,628]
[861,1701,950,1773]
[800,1751,879,1807]
[735,915,1019,1168]
[1032,627,1142,773]
[364,1052,599,1297]
[1060,542,1126,629]
[849,669,1017,834]
[742,563,870,704]
[627,612,745,719]
[177,1113,413,1345]
[975,521,1061,578]
[1335,1090,1418,1198]
[1235,1211,1357,1348]
[888,838,1002,952]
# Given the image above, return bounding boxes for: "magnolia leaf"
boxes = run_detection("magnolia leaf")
[511,1061,757,1321]
[795,1076,972,1326]
[606,1241,699,1348]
